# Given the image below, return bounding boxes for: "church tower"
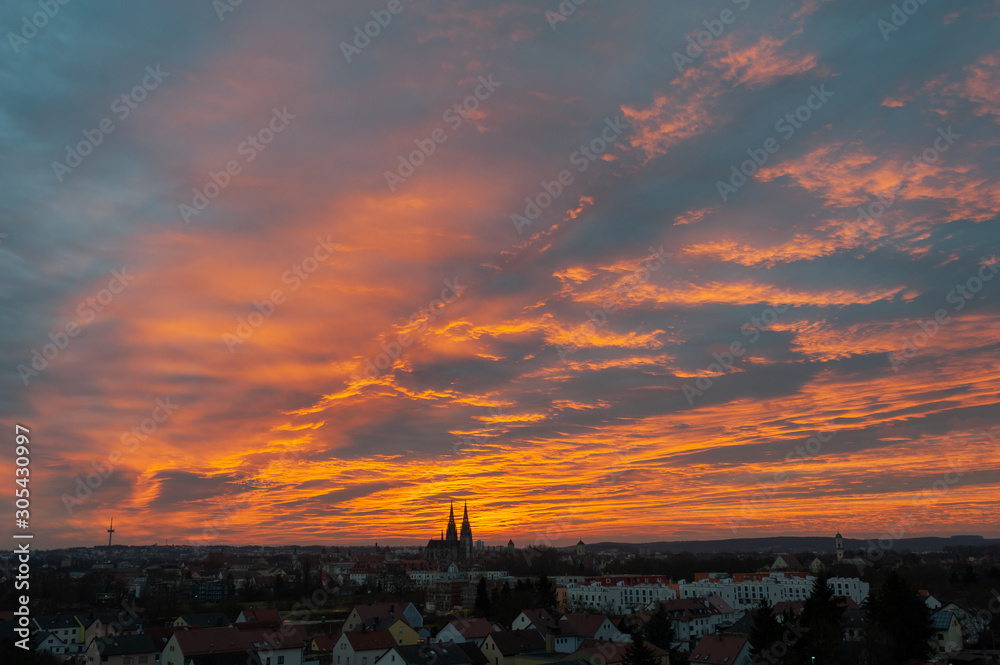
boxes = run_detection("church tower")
[460,502,473,560]
[835,531,844,562]
[445,502,459,544]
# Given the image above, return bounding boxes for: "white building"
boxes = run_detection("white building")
[333,630,396,665]
[565,581,678,614]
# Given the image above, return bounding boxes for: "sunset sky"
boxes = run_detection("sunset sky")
[3,0,1000,550]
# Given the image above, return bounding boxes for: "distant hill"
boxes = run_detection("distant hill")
[569,535,998,554]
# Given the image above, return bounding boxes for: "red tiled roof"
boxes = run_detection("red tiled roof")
[310,635,337,653]
[353,603,408,621]
[560,613,610,638]
[689,634,748,664]
[449,618,502,639]
[519,609,553,625]
[343,629,396,652]
[172,626,307,656]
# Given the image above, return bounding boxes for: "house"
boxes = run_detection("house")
[572,639,669,665]
[173,613,231,629]
[238,609,282,625]
[689,633,751,665]
[78,610,143,648]
[162,625,307,665]
[558,614,625,643]
[145,625,188,664]
[32,615,85,657]
[308,635,337,665]
[356,618,419,646]
[86,634,157,665]
[929,611,963,654]
[332,630,396,665]
[918,590,943,610]
[344,603,423,631]
[34,631,77,658]
[769,554,803,572]
[479,630,547,665]
[435,618,503,647]
[511,610,554,632]
[374,642,489,665]
[648,597,739,649]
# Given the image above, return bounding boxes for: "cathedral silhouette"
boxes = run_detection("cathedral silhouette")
[424,502,473,561]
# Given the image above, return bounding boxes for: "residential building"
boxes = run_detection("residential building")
[480,630,547,665]
[333,630,396,665]
[929,611,963,654]
[435,618,503,647]
[162,625,307,665]
[689,633,751,665]
[86,634,157,665]
[344,603,422,631]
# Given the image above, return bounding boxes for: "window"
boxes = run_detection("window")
[278,658,284,665]
[139,658,148,664]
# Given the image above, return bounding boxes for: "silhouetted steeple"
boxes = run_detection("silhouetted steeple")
[460,501,473,559]
[445,502,459,543]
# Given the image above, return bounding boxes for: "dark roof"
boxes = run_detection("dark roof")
[172,625,307,655]
[384,643,476,665]
[689,634,748,665]
[93,634,157,656]
[239,609,281,624]
[343,629,396,652]
[485,630,547,656]
[179,613,231,628]
[931,611,956,630]
[187,652,255,665]
[560,614,611,639]
[145,626,187,652]
[456,642,489,665]
[445,617,502,639]
[34,615,79,631]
